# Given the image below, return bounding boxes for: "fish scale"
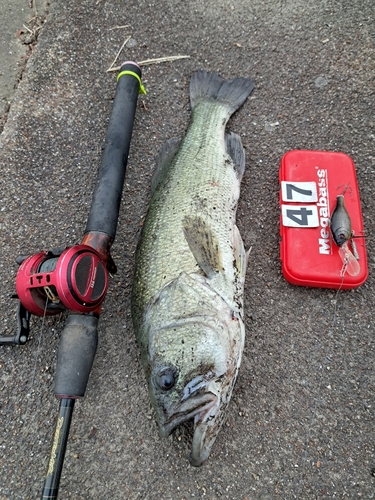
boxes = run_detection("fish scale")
[131,70,254,466]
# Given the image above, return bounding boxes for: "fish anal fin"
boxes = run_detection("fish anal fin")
[246,246,252,269]
[232,225,247,280]
[183,216,223,278]
[151,137,181,194]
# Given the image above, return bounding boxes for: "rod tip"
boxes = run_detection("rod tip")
[119,61,142,78]
[120,61,141,71]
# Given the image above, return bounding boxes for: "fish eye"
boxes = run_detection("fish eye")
[338,233,346,242]
[156,367,177,391]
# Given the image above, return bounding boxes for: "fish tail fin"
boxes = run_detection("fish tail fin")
[190,70,254,115]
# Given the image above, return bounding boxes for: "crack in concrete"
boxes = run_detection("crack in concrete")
[0,0,50,134]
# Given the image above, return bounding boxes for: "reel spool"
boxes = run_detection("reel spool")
[16,245,109,316]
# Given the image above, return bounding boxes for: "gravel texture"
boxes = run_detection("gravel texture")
[0,1,374,498]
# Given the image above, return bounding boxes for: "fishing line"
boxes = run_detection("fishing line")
[332,272,346,324]
[13,298,48,498]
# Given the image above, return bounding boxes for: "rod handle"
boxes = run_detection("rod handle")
[54,314,99,398]
[85,61,144,238]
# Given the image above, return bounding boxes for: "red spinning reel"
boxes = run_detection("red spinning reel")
[16,245,109,316]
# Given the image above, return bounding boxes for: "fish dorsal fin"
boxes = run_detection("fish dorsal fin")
[232,224,247,281]
[151,137,181,195]
[182,216,223,278]
[226,132,245,181]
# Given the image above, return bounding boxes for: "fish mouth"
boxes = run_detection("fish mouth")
[159,391,219,438]
[190,408,220,467]
[158,375,223,467]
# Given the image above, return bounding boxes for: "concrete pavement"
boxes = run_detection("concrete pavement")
[0,0,48,129]
[0,1,374,498]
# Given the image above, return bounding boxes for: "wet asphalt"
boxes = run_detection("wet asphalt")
[0,0,374,499]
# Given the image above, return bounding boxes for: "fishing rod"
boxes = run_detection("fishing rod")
[0,61,145,499]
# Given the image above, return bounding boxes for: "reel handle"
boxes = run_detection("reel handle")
[0,299,30,346]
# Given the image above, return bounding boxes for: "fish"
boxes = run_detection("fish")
[330,195,360,276]
[131,70,254,466]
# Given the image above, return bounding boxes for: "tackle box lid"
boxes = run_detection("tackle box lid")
[279,150,368,289]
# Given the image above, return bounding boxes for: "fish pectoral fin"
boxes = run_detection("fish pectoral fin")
[151,137,181,194]
[233,225,247,280]
[225,133,245,181]
[183,216,223,278]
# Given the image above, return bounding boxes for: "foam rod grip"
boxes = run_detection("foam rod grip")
[54,314,99,398]
[85,61,142,238]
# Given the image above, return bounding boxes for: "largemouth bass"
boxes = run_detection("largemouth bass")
[131,70,254,466]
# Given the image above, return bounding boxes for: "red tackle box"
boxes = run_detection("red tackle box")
[279,150,368,289]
